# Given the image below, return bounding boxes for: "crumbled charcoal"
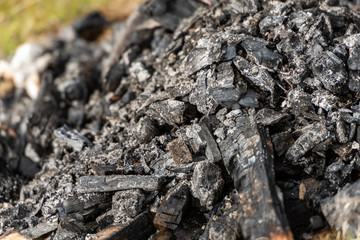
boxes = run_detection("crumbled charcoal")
[256,108,289,126]
[54,124,92,152]
[74,175,162,193]
[182,37,223,76]
[321,180,360,237]
[133,116,158,144]
[271,130,295,157]
[310,51,348,94]
[153,181,190,230]
[311,90,339,112]
[233,56,275,94]
[259,16,286,34]
[309,215,324,231]
[147,99,186,125]
[191,161,224,210]
[324,161,353,187]
[199,194,240,240]
[167,137,193,164]
[241,37,282,71]
[197,123,222,163]
[3,0,360,239]
[285,122,332,165]
[238,89,259,108]
[111,189,145,225]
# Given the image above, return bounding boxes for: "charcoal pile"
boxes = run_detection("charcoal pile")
[2,0,360,239]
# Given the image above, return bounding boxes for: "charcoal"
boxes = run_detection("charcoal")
[182,37,223,76]
[324,161,353,187]
[256,108,289,126]
[197,123,222,163]
[344,33,360,70]
[73,11,109,41]
[134,116,158,143]
[321,180,360,237]
[167,137,193,164]
[91,164,122,175]
[238,89,259,108]
[112,189,145,224]
[189,70,218,115]
[95,211,155,240]
[191,161,224,210]
[147,99,186,125]
[20,222,57,239]
[74,175,162,193]
[241,37,282,71]
[199,195,240,240]
[54,217,85,240]
[271,130,295,156]
[285,122,332,165]
[217,109,292,239]
[54,124,92,152]
[62,193,112,218]
[4,0,360,239]
[233,56,275,94]
[309,215,324,231]
[229,0,259,15]
[349,70,360,91]
[259,16,286,34]
[311,90,339,112]
[310,51,348,94]
[154,181,190,230]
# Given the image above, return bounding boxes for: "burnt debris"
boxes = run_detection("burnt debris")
[1,0,360,239]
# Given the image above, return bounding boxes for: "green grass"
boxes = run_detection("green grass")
[0,0,144,58]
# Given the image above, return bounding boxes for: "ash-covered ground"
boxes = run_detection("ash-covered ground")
[1,0,360,239]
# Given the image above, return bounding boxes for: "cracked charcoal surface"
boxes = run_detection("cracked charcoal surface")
[1,0,360,239]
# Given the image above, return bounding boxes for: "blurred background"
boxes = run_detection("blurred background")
[0,0,145,58]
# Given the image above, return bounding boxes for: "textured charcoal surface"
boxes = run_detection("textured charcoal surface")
[1,0,360,239]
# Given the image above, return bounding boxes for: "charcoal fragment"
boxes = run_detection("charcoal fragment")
[233,56,275,94]
[182,37,223,76]
[271,130,295,156]
[54,124,92,152]
[311,90,339,112]
[199,195,240,240]
[310,51,348,94]
[148,99,186,125]
[20,222,58,239]
[167,137,193,164]
[74,175,162,193]
[344,34,360,71]
[112,189,145,224]
[134,116,158,143]
[256,108,289,126]
[154,181,190,230]
[241,37,282,70]
[191,161,224,210]
[321,180,360,237]
[259,16,286,34]
[285,122,332,165]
